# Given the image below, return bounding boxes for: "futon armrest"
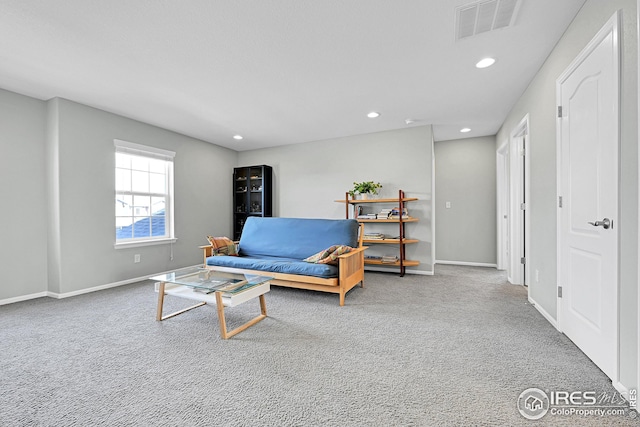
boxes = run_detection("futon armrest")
[336,247,367,259]
[200,245,215,264]
[336,247,366,290]
[336,247,366,271]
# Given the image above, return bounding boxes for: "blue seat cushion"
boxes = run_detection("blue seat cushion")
[238,217,359,259]
[206,255,338,279]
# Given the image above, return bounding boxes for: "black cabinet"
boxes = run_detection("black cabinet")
[233,165,273,239]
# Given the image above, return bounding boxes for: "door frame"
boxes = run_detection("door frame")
[556,11,620,384]
[508,115,530,286]
[496,140,509,272]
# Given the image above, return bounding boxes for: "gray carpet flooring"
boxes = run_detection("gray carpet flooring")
[1,265,637,426]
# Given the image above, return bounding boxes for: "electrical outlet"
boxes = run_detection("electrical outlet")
[445,201,451,209]
[134,254,141,263]
[535,269,539,283]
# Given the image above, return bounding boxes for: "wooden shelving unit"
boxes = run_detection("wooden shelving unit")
[336,189,419,276]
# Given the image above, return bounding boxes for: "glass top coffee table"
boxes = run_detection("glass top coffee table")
[152,267,272,339]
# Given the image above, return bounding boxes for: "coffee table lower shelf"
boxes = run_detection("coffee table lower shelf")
[155,281,269,339]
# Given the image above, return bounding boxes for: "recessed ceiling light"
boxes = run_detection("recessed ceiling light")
[476,58,496,69]
[460,128,471,133]
[233,135,243,140]
[367,112,381,118]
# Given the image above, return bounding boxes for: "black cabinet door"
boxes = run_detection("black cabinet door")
[233,165,272,239]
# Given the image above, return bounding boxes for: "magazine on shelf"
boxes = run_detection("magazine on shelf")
[364,233,385,240]
[216,280,253,295]
[190,277,246,294]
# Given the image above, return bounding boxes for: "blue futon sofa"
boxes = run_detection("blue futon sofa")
[202,217,366,306]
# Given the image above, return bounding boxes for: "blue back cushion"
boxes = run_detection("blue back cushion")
[238,217,359,259]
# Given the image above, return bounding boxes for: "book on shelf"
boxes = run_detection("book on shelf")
[364,254,399,263]
[378,208,392,218]
[381,255,399,263]
[358,213,378,219]
[389,207,409,219]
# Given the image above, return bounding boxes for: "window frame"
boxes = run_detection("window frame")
[114,139,176,249]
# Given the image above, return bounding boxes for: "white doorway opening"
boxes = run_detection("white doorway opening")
[507,115,530,286]
[496,141,509,272]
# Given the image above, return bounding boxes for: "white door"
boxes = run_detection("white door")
[557,13,619,380]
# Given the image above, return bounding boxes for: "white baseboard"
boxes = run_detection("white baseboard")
[435,260,498,268]
[364,266,434,275]
[46,274,153,299]
[0,291,49,306]
[613,381,631,402]
[1,265,202,304]
[528,296,559,330]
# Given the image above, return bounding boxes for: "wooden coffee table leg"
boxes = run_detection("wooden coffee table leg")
[157,282,206,321]
[156,282,166,321]
[215,292,268,340]
[215,291,229,339]
[259,294,267,316]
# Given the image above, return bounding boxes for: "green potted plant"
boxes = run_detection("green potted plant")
[348,181,382,199]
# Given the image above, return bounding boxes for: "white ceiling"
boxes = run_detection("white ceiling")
[0,0,586,151]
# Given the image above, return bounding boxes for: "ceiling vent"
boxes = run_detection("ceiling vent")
[455,0,521,40]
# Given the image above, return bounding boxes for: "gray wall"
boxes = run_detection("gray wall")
[496,0,637,392]
[0,88,48,300]
[238,125,434,273]
[434,136,497,265]
[1,91,238,300]
[51,98,237,293]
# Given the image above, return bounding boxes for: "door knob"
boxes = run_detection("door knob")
[588,218,611,229]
